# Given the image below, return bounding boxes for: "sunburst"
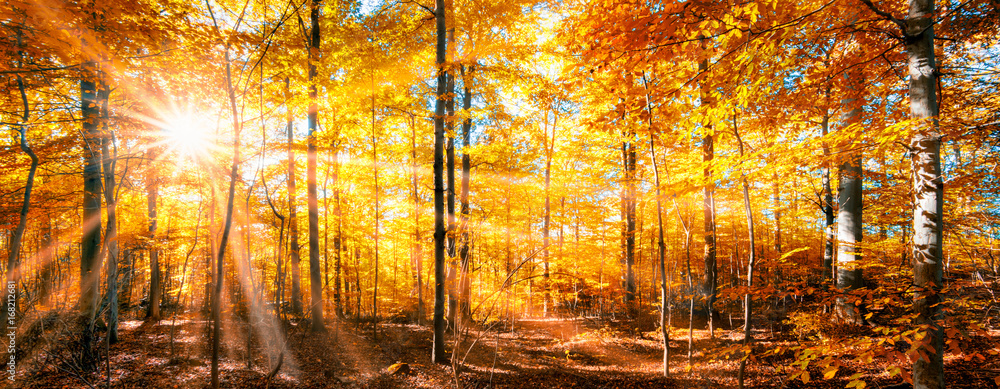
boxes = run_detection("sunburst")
[161,111,214,162]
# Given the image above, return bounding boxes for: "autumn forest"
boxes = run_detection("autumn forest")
[2,0,999,388]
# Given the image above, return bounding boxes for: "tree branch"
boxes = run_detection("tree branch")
[857,0,907,33]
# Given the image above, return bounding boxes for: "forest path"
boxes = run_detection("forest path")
[514,317,661,370]
[456,317,705,388]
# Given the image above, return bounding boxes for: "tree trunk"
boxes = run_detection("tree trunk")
[773,174,781,256]
[412,117,424,325]
[147,154,161,321]
[445,28,458,330]
[699,57,717,338]
[543,111,554,317]
[6,60,35,293]
[286,77,303,317]
[324,155,331,313]
[459,64,474,321]
[265,188,285,318]
[643,73,669,377]
[210,4,244,383]
[334,142,344,319]
[79,59,102,370]
[906,1,944,386]
[371,92,381,339]
[734,114,757,389]
[100,87,120,343]
[432,0,448,364]
[820,91,834,281]
[622,132,637,306]
[306,0,325,333]
[836,73,864,324]
[6,59,36,333]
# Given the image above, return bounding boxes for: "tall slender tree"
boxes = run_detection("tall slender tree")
[836,71,865,324]
[643,72,669,377]
[734,114,757,389]
[6,35,36,333]
[287,77,303,316]
[432,0,448,364]
[146,150,161,322]
[459,64,474,321]
[100,87,120,343]
[411,116,424,324]
[542,107,556,317]
[79,58,102,370]
[904,0,944,386]
[699,57,718,336]
[306,0,325,333]
[207,2,243,385]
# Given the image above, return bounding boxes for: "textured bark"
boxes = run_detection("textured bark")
[80,61,102,344]
[306,0,325,333]
[836,75,864,324]
[286,77,303,316]
[432,0,448,364]
[906,0,944,386]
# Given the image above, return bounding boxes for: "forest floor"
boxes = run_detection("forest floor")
[11,311,1000,389]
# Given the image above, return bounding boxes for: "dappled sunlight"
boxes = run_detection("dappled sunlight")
[3,0,997,387]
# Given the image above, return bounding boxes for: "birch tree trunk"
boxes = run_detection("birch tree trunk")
[836,74,864,324]
[906,0,944,386]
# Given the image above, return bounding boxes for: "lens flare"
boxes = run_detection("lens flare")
[163,113,212,160]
